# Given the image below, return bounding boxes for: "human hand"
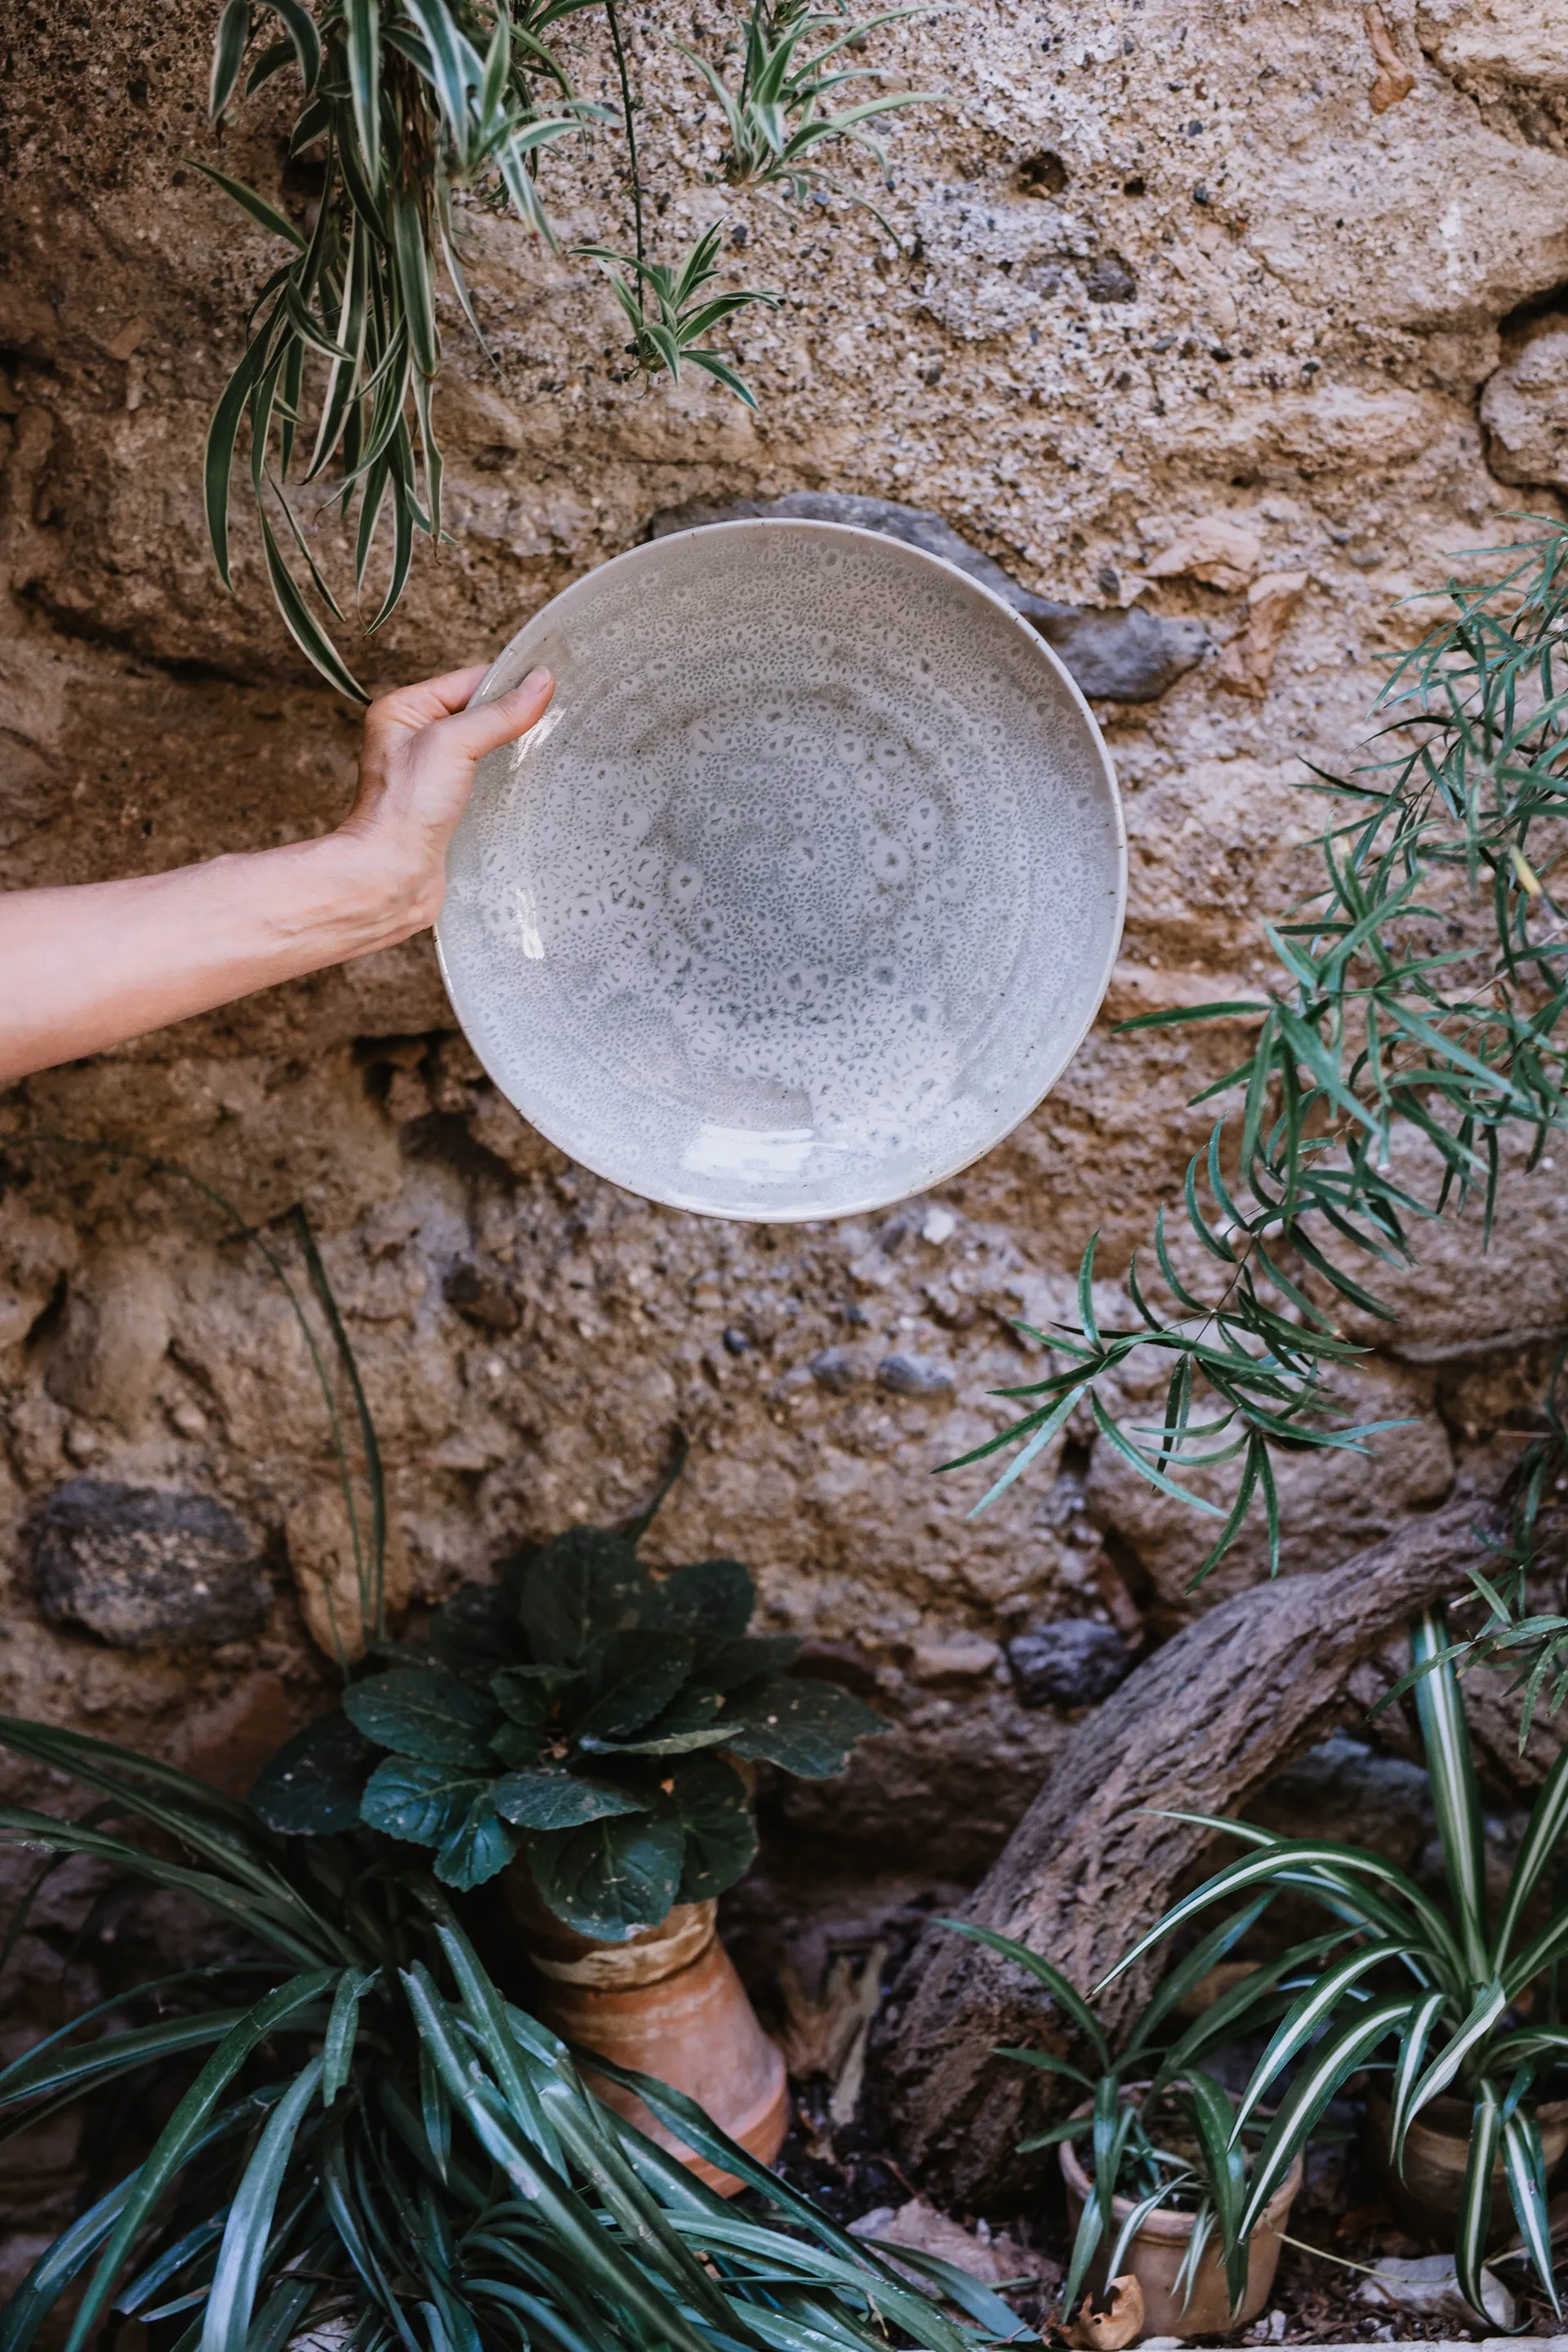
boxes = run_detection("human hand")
[333,662,555,938]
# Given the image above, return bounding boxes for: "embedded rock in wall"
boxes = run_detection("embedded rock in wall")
[1481,311,1568,493]
[29,1480,270,1650]
[3,0,1568,1893]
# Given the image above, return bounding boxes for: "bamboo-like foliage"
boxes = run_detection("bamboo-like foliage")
[0,1715,1022,2352]
[1097,1608,1568,2323]
[947,523,1568,1609]
[203,0,931,694]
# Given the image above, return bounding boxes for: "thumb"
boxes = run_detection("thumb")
[441,666,555,763]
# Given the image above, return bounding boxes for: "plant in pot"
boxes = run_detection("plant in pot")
[944,1909,1338,2336]
[0,1713,1009,2352]
[252,1497,886,2185]
[1102,1606,1568,2324]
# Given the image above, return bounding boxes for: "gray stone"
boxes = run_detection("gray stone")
[1005,1617,1132,1707]
[1085,252,1138,304]
[809,1346,861,1393]
[876,1352,956,1396]
[646,494,1210,703]
[29,1480,270,1650]
[1481,312,1568,495]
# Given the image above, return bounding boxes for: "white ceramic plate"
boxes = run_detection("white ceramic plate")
[435,520,1125,1222]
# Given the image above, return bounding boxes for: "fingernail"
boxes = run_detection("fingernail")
[519,666,554,694]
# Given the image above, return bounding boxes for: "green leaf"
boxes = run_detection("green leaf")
[62,1972,336,2352]
[1503,2105,1561,2315]
[493,1770,648,1829]
[509,1528,653,1665]
[360,1754,489,1847]
[527,1807,685,1939]
[249,1710,376,1833]
[345,1667,499,1766]
[435,1787,518,1888]
[1228,1939,1411,2136]
[210,0,252,118]
[1410,1610,1490,1977]
[200,2052,323,2352]
[575,1633,697,1743]
[1455,2082,1506,2321]
[671,1753,756,1900]
[1494,1734,1568,1973]
[649,1558,755,1641]
[345,0,382,182]
[322,1966,377,2105]
[1239,1995,1412,2240]
[192,163,305,249]
[720,1676,885,1777]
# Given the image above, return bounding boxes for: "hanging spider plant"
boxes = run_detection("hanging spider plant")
[1099,1606,1568,2324]
[204,0,595,698]
[0,1713,1022,2352]
[672,0,938,225]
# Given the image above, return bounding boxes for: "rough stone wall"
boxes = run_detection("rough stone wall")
[2,0,1568,1897]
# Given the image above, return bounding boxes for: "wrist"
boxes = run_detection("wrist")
[296,824,443,953]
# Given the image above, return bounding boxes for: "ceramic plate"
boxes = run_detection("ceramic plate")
[435,520,1125,1222]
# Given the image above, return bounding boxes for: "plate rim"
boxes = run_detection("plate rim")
[434,515,1128,1223]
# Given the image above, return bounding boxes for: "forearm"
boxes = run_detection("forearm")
[0,833,427,1085]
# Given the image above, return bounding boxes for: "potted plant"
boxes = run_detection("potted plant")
[1101,1606,1568,2325]
[252,1494,885,2180]
[945,1912,1320,2336]
[0,1713,994,2352]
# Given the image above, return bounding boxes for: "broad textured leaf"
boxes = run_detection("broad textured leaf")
[248,1711,376,1833]
[648,1559,755,1641]
[492,1769,648,1830]
[344,1666,497,1767]
[508,1529,653,1665]
[434,1788,515,1891]
[527,1808,684,1940]
[721,1676,885,1777]
[359,1754,489,1849]
[576,1632,697,1742]
[671,1754,756,1900]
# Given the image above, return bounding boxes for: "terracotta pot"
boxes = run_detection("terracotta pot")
[505,1869,789,2196]
[1060,2111,1303,2339]
[1366,2089,1568,2246]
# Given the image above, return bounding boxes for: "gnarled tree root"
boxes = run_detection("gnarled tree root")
[879,1499,1495,2207]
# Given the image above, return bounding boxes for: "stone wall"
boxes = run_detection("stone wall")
[2,0,1567,1900]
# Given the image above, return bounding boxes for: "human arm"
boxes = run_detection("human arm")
[0,662,553,1086]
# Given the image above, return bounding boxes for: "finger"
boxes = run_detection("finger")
[439,666,555,763]
[367,664,492,733]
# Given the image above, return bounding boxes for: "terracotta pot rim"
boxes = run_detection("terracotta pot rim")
[1367,2086,1568,2143]
[1058,2091,1304,2240]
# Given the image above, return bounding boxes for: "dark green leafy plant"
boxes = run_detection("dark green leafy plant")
[203,0,933,694]
[254,1494,884,1934]
[947,1909,1342,2320]
[0,1714,1019,2352]
[1100,1608,1568,2323]
[947,523,1568,1594]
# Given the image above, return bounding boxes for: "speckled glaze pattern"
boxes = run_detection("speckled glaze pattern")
[435,520,1125,1220]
